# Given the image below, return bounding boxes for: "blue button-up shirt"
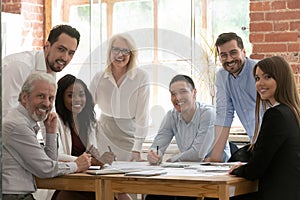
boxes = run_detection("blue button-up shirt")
[215,57,258,141]
[150,102,230,162]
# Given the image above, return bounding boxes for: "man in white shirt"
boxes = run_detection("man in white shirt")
[2,25,81,200]
[2,24,80,117]
[2,72,91,200]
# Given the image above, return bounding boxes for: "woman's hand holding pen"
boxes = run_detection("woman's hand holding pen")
[86,145,116,166]
[98,152,115,165]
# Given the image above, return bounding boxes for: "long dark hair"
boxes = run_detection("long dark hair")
[252,56,300,146]
[56,74,96,138]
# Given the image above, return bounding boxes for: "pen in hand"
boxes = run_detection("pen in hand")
[108,145,116,161]
[156,146,161,165]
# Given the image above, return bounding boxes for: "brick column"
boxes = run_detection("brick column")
[2,0,45,49]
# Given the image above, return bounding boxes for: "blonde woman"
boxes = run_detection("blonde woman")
[90,33,150,162]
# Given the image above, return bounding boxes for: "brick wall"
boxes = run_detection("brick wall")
[2,0,44,49]
[2,0,21,14]
[249,0,300,73]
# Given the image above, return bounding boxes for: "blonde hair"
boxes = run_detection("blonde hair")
[106,33,138,72]
[251,56,300,148]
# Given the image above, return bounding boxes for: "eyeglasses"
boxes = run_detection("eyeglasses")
[219,49,241,61]
[111,46,132,56]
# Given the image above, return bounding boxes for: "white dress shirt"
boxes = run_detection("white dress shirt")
[2,50,54,117]
[90,67,150,152]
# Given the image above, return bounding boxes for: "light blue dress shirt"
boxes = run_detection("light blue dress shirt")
[150,102,230,162]
[215,57,258,141]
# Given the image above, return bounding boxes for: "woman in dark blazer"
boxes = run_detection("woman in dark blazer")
[229,56,300,200]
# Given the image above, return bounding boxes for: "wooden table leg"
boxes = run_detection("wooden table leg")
[95,179,102,200]
[219,185,230,200]
[103,179,115,200]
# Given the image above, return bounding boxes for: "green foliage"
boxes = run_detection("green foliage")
[212,0,251,53]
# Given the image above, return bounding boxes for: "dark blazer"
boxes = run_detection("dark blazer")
[232,104,300,200]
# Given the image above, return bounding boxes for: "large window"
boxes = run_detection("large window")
[51,0,250,137]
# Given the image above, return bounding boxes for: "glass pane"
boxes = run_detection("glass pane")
[158,0,191,37]
[113,1,153,33]
[113,0,154,63]
[158,0,192,60]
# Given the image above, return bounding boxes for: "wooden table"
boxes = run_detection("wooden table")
[101,173,258,200]
[36,173,103,200]
[36,163,258,200]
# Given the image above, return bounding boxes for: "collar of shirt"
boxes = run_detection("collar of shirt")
[35,50,48,72]
[231,57,251,79]
[177,102,200,125]
[266,101,280,109]
[104,67,137,80]
[33,124,40,134]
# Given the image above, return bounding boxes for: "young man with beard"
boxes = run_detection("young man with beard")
[205,32,258,163]
[2,72,91,200]
[2,24,80,117]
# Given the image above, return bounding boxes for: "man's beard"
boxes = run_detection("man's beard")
[26,104,48,122]
[32,112,48,122]
[224,60,243,75]
[46,55,63,72]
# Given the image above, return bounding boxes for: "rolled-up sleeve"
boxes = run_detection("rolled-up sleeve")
[215,69,234,127]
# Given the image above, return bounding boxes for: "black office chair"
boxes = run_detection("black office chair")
[229,141,239,155]
[228,143,252,162]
